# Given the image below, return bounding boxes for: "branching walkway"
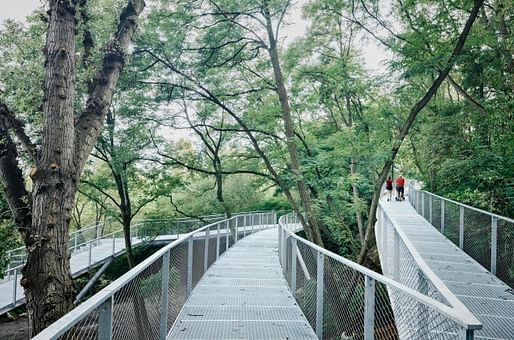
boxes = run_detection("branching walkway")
[380,198,514,339]
[169,228,317,339]
[0,235,177,314]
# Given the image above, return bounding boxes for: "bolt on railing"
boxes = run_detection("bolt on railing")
[33,211,276,340]
[408,183,514,288]
[279,214,481,340]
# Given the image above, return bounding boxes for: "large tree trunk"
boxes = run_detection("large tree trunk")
[22,1,78,335]
[0,0,146,335]
[263,4,323,246]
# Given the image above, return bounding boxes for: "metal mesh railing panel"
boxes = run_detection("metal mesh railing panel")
[443,201,460,245]
[191,238,205,289]
[463,209,491,269]
[294,240,318,330]
[57,308,100,340]
[322,255,365,340]
[387,285,462,339]
[497,219,514,287]
[374,281,399,339]
[167,243,188,330]
[431,196,442,231]
[111,258,163,340]
[207,229,217,268]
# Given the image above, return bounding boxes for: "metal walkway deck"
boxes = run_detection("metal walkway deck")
[380,198,514,340]
[168,228,317,339]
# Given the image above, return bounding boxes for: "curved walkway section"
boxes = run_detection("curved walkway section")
[168,228,317,339]
[378,197,514,339]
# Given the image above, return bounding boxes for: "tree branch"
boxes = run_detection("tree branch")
[0,102,37,162]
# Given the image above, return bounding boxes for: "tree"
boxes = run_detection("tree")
[0,0,145,334]
[357,0,484,263]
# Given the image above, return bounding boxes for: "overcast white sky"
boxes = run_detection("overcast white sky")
[0,0,390,73]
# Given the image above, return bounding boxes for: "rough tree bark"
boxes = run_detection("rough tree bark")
[0,0,146,335]
[357,0,484,264]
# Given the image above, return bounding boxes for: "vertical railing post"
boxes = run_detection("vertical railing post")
[381,211,388,274]
[278,224,282,265]
[235,217,238,242]
[459,206,465,249]
[441,200,445,234]
[216,223,220,260]
[225,221,229,252]
[491,217,497,275]
[98,296,113,340]
[458,328,474,340]
[394,231,400,281]
[316,251,324,339]
[364,276,375,340]
[429,195,433,224]
[204,228,209,272]
[74,233,78,252]
[291,238,297,295]
[12,268,17,306]
[112,233,116,255]
[187,238,193,295]
[421,192,425,217]
[160,251,170,340]
[88,241,92,268]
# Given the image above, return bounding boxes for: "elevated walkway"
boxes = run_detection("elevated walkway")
[377,196,514,339]
[169,228,317,339]
[0,216,227,315]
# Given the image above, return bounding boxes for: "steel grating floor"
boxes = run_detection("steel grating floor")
[381,198,514,340]
[168,228,317,339]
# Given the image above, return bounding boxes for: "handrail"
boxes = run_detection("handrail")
[378,200,474,313]
[410,184,514,224]
[33,211,276,339]
[3,215,225,275]
[407,183,514,286]
[278,214,481,339]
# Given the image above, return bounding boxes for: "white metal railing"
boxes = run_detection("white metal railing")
[278,214,481,340]
[407,183,514,288]
[3,214,228,274]
[0,215,229,314]
[33,211,275,340]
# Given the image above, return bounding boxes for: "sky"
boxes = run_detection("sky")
[0,0,391,73]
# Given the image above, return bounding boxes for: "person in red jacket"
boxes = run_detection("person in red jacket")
[395,175,405,201]
[385,176,393,201]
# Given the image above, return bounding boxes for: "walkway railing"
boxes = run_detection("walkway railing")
[33,211,275,340]
[4,214,226,275]
[408,184,514,287]
[278,214,481,339]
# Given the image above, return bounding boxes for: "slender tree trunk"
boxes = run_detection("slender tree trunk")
[122,214,136,268]
[263,4,323,246]
[350,159,365,244]
[357,0,484,264]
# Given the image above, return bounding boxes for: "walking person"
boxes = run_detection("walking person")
[385,176,393,201]
[395,175,405,201]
